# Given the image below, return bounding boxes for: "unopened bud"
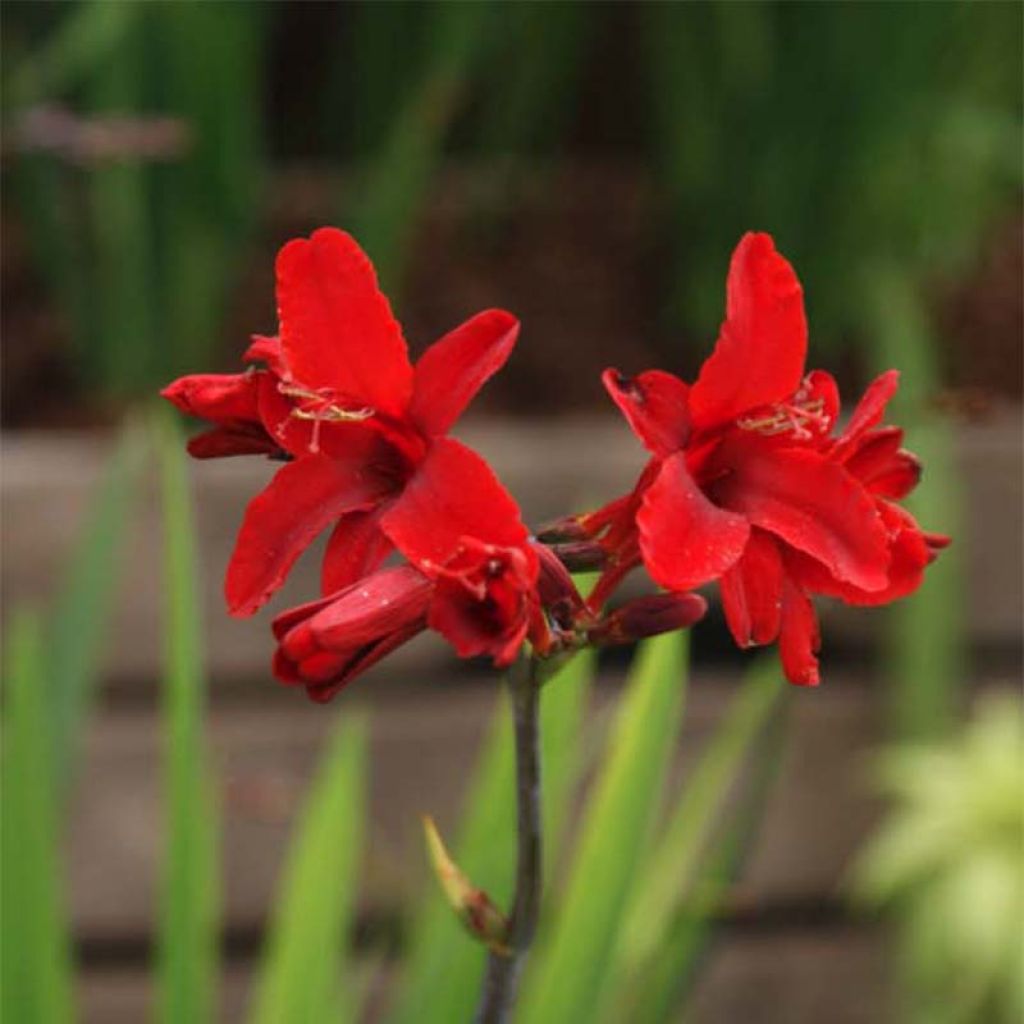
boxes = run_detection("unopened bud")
[422,816,510,954]
[588,592,707,647]
[534,544,588,620]
[535,515,590,544]
[548,541,608,573]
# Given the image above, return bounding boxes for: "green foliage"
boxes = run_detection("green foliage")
[249,719,368,1024]
[8,3,1019,398]
[610,659,785,1019]
[5,1,265,398]
[1,611,75,1024]
[49,420,147,788]
[516,633,687,1024]
[347,2,492,293]
[850,696,1024,1024]
[156,411,219,1024]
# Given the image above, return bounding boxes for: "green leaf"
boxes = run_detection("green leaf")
[349,3,492,293]
[155,410,219,1024]
[865,270,965,741]
[49,419,147,790]
[388,650,594,1024]
[516,632,687,1024]
[608,659,787,1023]
[619,659,784,973]
[249,717,368,1024]
[1,609,75,1024]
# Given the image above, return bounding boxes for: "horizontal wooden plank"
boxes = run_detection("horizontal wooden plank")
[3,410,1020,685]
[77,926,890,1024]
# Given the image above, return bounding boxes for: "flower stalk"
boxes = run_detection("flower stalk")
[475,655,544,1024]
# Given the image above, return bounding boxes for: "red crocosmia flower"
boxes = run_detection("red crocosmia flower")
[272,565,432,703]
[588,231,947,686]
[380,437,545,667]
[162,227,520,617]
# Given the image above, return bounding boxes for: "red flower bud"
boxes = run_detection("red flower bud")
[272,565,432,702]
[588,592,707,647]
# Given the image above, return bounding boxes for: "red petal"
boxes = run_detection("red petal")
[380,437,529,568]
[409,309,519,436]
[843,428,922,500]
[225,452,392,617]
[427,578,531,666]
[186,425,279,459]
[778,576,821,686]
[602,368,691,457]
[715,445,890,592]
[311,565,433,648]
[786,501,931,606]
[320,508,393,595]
[275,228,413,416]
[830,370,900,460]
[689,233,808,431]
[244,334,288,376]
[719,528,784,648]
[162,372,261,423]
[637,452,750,592]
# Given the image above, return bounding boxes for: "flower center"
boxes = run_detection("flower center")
[735,382,828,441]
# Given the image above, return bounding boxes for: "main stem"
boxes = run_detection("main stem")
[474,657,543,1024]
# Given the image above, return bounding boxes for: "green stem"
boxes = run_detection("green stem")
[474,657,543,1024]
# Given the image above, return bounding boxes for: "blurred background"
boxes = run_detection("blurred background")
[2,2,1021,1022]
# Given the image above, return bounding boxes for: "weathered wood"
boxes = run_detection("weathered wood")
[3,411,1020,685]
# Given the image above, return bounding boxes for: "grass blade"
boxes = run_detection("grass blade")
[866,271,965,740]
[349,3,491,293]
[48,419,147,790]
[0,609,75,1024]
[156,409,219,1024]
[606,659,787,1022]
[618,659,785,973]
[516,632,688,1024]
[249,717,368,1024]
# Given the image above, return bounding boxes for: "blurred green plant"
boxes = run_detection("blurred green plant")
[6,2,1019,404]
[156,410,219,1023]
[4,0,266,400]
[850,695,1024,1024]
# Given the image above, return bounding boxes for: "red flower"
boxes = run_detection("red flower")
[380,437,545,667]
[162,228,519,616]
[590,232,947,686]
[272,565,432,702]
[272,439,546,699]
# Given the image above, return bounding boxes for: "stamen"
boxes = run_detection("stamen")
[276,382,375,453]
[737,397,827,439]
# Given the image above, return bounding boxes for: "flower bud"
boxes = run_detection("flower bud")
[422,816,510,954]
[534,515,590,544]
[588,592,707,647]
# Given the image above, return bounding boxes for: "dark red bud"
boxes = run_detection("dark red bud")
[548,541,608,573]
[535,515,590,544]
[588,592,707,646]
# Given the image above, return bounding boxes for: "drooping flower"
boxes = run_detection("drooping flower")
[272,439,550,699]
[162,227,520,616]
[380,437,547,667]
[272,564,432,702]
[586,232,947,685]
